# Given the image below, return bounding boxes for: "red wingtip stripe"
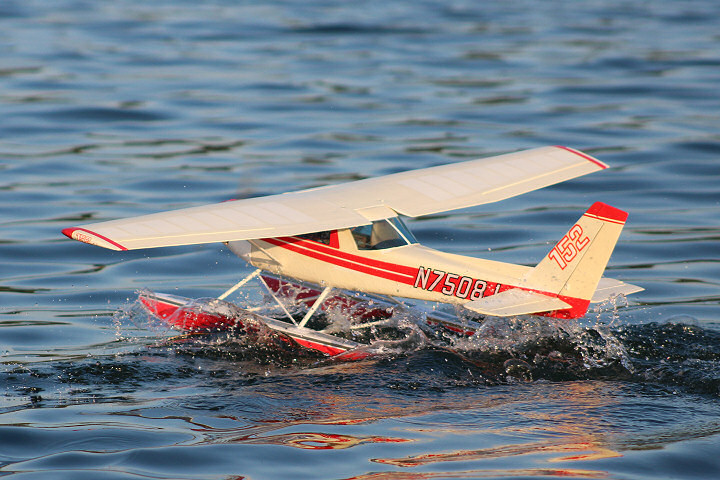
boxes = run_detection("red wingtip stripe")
[62,227,128,251]
[554,145,609,169]
[584,202,628,224]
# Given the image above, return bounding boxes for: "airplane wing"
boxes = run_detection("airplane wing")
[63,146,607,251]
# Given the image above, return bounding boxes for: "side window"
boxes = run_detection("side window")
[350,224,374,250]
[297,230,332,246]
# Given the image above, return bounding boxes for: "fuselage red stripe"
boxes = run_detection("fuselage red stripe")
[263,237,415,284]
[279,236,417,276]
[265,237,417,275]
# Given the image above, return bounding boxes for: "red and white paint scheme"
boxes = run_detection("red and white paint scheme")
[137,275,476,358]
[62,146,642,356]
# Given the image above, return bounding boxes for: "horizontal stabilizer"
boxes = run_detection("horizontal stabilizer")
[463,289,571,317]
[591,278,644,303]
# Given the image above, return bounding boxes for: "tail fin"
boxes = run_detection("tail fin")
[523,202,628,317]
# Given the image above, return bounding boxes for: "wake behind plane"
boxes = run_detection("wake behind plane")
[63,146,642,358]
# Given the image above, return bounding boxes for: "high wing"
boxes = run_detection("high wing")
[63,146,607,251]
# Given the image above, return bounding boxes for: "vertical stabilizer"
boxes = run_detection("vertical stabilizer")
[523,202,628,316]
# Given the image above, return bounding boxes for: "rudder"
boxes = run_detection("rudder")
[523,202,628,317]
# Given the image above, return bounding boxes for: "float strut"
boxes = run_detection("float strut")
[258,274,298,325]
[298,286,333,328]
[217,268,262,300]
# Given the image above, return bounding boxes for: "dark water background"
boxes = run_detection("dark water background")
[2,1,720,478]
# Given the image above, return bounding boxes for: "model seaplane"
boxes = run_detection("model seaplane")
[63,146,641,358]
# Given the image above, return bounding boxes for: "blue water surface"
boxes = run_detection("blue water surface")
[2,1,720,479]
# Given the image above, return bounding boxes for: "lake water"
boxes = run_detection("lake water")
[2,1,720,478]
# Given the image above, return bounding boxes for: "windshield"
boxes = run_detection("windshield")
[351,217,417,250]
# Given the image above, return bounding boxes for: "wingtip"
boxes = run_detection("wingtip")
[62,227,127,251]
[554,145,609,170]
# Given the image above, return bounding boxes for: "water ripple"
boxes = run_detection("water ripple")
[2,0,720,479]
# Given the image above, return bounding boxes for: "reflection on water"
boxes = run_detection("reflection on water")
[236,432,409,451]
[371,382,622,471]
[341,468,610,479]
[374,440,621,467]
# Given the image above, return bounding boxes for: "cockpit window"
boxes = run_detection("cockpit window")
[388,217,417,244]
[351,217,417,250]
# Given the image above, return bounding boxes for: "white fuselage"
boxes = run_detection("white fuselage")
[227,226,529,307]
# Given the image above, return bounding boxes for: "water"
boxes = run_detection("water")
[2,0,720,478]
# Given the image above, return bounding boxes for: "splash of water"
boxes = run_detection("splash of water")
[104,291,720,396]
